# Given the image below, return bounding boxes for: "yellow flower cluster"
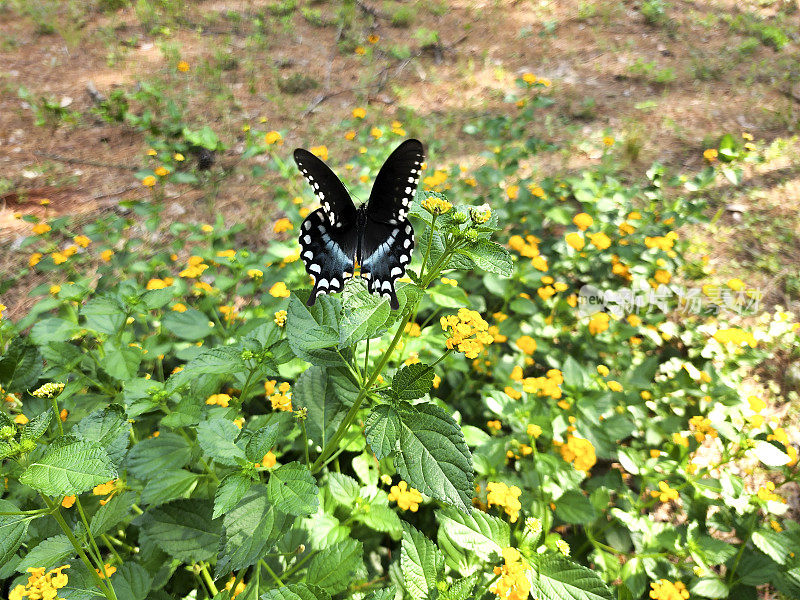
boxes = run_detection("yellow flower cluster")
[713,327,757,347]
[573,212,593,230]
[146,277,174,290]
[440,309,494,359]
[557,435,597,473]
[10,565,70,600]
[486,481,522,522]
[688,416,717,442]
[31,382,65,398]
[757,481,785,504]
[521,369,563,399]
[388,480,423,511]
[649,579,690,600]
[588,312,610,335]
[268,381,292,411]
[273,218,293,233]
[508,235,548,271]
[651,481,679,503]
[421,197,452,215]
[491,547,530,600]
[206,393,231,407]
[269,282,290,298]
[423,170,448,190]
[645,232,678,251]
[179,256,208,278]
[515,335,536,355]
[274,310,287,327]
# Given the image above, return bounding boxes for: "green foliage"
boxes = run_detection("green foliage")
[1,71,798,600]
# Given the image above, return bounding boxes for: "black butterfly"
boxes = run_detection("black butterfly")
[294,139,425,309]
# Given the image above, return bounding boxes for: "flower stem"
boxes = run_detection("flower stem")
[199,562,219,595]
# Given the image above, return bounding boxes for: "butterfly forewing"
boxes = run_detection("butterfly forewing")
[293,149,357,229]
[300,208,357,304]
[365,139,425,225]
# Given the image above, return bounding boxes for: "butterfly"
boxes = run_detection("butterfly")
[294,139,425,309]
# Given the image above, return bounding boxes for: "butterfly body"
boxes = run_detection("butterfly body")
[295,139,424,309]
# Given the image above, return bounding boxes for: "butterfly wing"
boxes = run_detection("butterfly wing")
[293,148,357,229]
[365,139,425,224]
[294,148,359,305]
[360,139,425,309]
[300,209,358,305]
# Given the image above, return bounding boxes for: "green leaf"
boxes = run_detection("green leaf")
[752,529,794,565]
[141,287,174,310]
[259,584,331,600]
[214,472,254,519]
[125,433,192,480]
[339,285,391,348]
[532,555,614,600]
[30,318,80,345]
[394,402,474,510]
[444,574,480,600]
[167,346,246,391]
[245,422,281,462]
[690,577,729,599]
[80,297,125,334]
[562,356,588,388]
[0,337,42,392]
[753,440,791,467]
[555,490,599,525]
[364,404,401,460]
[401,522,444,599]
[20,437,117,496]
[267,462,319,516]
[17,534,74,572]
[392,363,435,400]
[72,405,130,464]
[21,408,53,442]
[305,538,363,594]
[111,563,153,600]
[364,586,398,600]
[457,239,513,276]
[435,506,509,561]
[197,418,246,466]
[216,484,290,576]
[103,340,142,381]
[91,491,135,535]
[286,294,342,366]
[162,308,214,340]
[327,472,360,506]
[140,469,199,507]
[293,366,354,448]
[141,499,221,563]
[0,499,30,566]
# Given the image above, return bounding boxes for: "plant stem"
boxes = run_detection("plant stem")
[41,495,116,600]
[76,498,107,571]
[101,534,124,566]
[300,419,310,467]
[260,559,284,587]
[199,562,219,595]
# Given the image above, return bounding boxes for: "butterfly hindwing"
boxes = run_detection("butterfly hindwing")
[293,148,357,229]
[366,139,425,225]
[360,220,414,310]
[300,208,357,305]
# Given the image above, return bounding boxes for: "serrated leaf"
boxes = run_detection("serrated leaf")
[103,341,142,381]
[0,499,30,566]
[392,363,434,400]
[293,366,355,448]
[327,472,360,506]
[532,555,614,600]
[162,307,214,340]
[72,405,130,464]
[125,433,192,480]
[17,534,74,572]
[80,297,125,335]
[267,462,319,516]
[360,503,402,535]
[141,499,221,563]
[690,577,729,599]
[555,490,599,525]
[20,437,116,496]
[140,469,199,507]
[21,408,53,442]
[401,522,444,599]
[753,440,791,467]
[436,506,509,561]
[111,563,153,600]
[245,422,281,462]
[260,584,331,600]
[286,294,343,366]
[364,586,398,600]
[90,491,135,536]
[752,529,794,565]
[339,286,391,348]
[457,239,513,276]
[214,472,254,519]
[394,402,474,510]
[197,418,246,466]
[216,485,290,576]
[364,404,401,460]
[167,346,246,391]
[30,318,80,345]
[305,538,363,594]
[0,338,42,392]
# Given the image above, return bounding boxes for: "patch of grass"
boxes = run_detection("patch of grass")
[301,7,327,27]
[267,0,297,17]
[277,72,319,94]
[389,5,415,28]
[726,11,791,50]
[627,58,677,85]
